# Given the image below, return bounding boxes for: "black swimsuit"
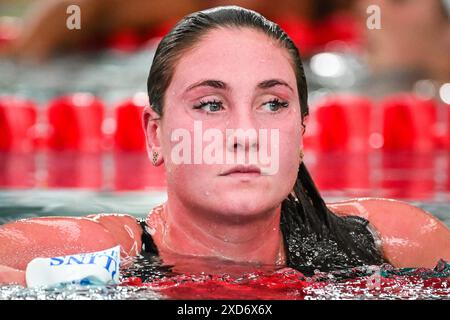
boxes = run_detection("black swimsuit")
[138,219,159,255]
[137,214,384,274]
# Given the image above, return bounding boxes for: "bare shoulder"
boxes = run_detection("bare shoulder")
[85,213,143,256]
[327,197,450,268]
[0,213,142,270]
[327,197,430,218]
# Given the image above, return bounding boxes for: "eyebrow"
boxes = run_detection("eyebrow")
[184,78,294,94]
[257,79,293,92]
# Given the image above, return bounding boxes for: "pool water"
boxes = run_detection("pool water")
[0,188,449,300]
[1,257,449,300]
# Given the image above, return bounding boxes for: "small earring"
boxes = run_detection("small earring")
[152,151,159,166]
[299,149,304,160]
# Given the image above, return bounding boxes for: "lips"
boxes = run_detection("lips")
[219,165,261,176]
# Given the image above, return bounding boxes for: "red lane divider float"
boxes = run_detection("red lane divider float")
[0,96,38,188]
[112,93,166,191]
[1,93,444,155]
[0,92,446,194]
[381,94,437,152]
[0,96,38,153]
[378,94,438,198]
[106,28,144,53]
[113,94,147,151]
[47,93,105,153]
[276,17,317,58]
[276,13,362,58]
[312,94,373,152]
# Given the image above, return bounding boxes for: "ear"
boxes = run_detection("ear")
[143,105,164,166]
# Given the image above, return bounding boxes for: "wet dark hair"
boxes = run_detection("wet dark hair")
[146,6,384,273]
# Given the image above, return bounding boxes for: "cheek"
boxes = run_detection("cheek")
[166,164,199,189]
[277,124,302,183]
[159,122,217,191]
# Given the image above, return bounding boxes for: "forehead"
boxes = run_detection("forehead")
[168,27,297,94]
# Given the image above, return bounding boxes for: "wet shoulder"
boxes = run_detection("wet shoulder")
[86,213,144,256]
[328,197,450,268]
[327,197,426,219]
[144,204,165,235]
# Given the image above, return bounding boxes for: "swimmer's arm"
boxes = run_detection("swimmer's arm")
[327,198,450,268]
[0,265,26,286]
[0,214,142,272]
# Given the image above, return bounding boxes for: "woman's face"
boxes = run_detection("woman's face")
[156,27,303,220]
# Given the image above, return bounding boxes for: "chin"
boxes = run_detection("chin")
[207,191,278,220]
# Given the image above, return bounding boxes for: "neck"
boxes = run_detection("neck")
[158,194,285,265]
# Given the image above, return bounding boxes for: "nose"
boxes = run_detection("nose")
[226,108,259,153]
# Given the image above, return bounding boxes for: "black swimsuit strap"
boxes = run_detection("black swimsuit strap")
[138,218,159,255]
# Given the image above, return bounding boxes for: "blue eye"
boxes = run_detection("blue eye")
[262,98,289,112]
[193,100,224,112]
